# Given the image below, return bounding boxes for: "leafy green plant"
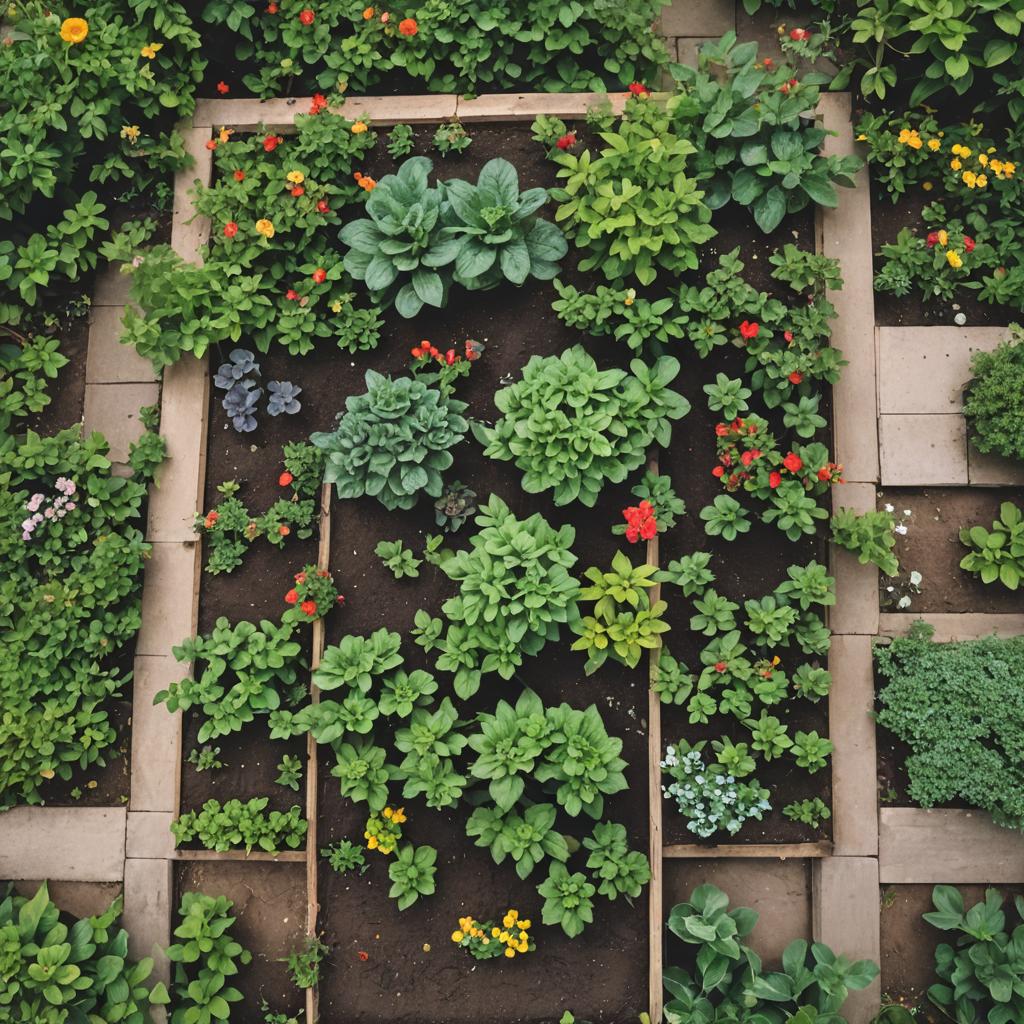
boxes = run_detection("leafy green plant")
[379,670,438,718]
[433,121,472,156]
[171,798,307,853]
[387,123,415,158]
[876,622,1024,830]
[329,740,395,811]
[959,502,1024,591]
[582,822,651,900]
[0,333,68,433]
[791,731,834,773]
[321,839,368,875]
[783,797,832,830]
[375,539,422,579]
[282,937,327,989]
[312,370,468,510]
[0,883,162,1024]
[664,884,878,1020]
[157,618,304,742]
[612,471,686,537]
[434,480,477,532]
[478,346,689,506]
[188,745,224,773]
[388,844,438,910]
[700,494,752,541]
[538,863,596,938]
[704,373,752,420]
[964,327,1024,462]
[466,803,570,880]
[276,754,303,792]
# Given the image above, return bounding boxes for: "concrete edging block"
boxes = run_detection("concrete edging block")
[127,811,176,859]
[129,659,182,814]
[879,414,968,486]
[878,612,1024,641]
[123,857,174,988]
[85,305,156,385]
[0,807,127,881]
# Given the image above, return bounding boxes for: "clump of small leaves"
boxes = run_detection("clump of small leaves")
[282,936,328,989]
[375,539,422,579]
[433,121,471,156]
[187,745,224,772]
[276,753,303,791]
[387,123,415,157]
[434,481,477,532]
[783,797,831,829]
[321,839,368,875]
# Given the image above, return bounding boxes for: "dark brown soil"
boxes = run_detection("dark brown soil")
[878,487,1024,614]
[175,861,308,1024]
[879,882,1024,1015]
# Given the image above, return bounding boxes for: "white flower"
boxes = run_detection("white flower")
[897,595,912,609]
[894,524,908,535]
[884,503,895,513]
[902,509,911,517]
[909,570,922,586]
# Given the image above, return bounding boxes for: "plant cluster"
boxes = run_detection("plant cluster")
[963,326,1024,461]
[321,839,368,875]
[364,805,407,855]
[876,622,1024,831]
[0,333,68,433]
[451,908,535,960]
[171,797,307,853]
[478,346,689,507]
[612,470,686,540]
[831,506,901,576]
[212,348,302,433]
[375,539,422,579]
[200,0,668,98]
[664,884,879,1021]
[282,936,328,989]
[284,565,343,622]
[959,502,1024,591]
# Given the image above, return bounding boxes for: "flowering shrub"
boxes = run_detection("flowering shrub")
[452,910,535,960]
[963,326,1024,461]
[364,805,406,854]
[202,0,667,97]
[311,369,468,510]
[0,422,161,809]
[612,471,685,540]
[479,346,689,506]
[284,565,343,621]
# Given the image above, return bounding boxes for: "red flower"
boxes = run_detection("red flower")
[263,134,283,152]
[556,132,577,151]
[964,235,976,253]
[712,465,725,478]
[817,467,831,481]
[741,449,762,467]
[714,423,730,437]
[300,599,318,616]
[205,140,218,151]
[784,330,793,343]
[266,1,278,11]
[337,595,346,605]
[279,471,294,486]
[714,661,728,673]
[223,221,238,238]
[286,289,300,300]
[788,370,803,385]
[783,452,803,472]
[398,17,417,34]
[763,57,774,68]
[445,348,456,366]
[312,268,327,283]
[310,93,328,114]
[203,511,219,529]
[316,200,330,213]
[299,8,315,24]
[789,27,810,40]
[628,82,651,96]
[291,185,305,197]
[279,524,290,536]
[621,502,657,543]
[233,169,245,181]
[769,471,782,489]
[739,320,759,339]
[216,81,230,94]
[926,231,940,248]
[284,588,299,605]
[295,571,307,583]
[357,951,369,961]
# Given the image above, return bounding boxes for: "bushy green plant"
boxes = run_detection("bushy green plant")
[963,327,1024,462]
[375,539,422,579]
[425,495,580,697]
[465,803,570,880]
[664,885,878,1021]
[582,822,650,900]
[282,937,327,989]
[831,507,900,576]
[160,892,252,1024]
[0,883,161,1024]
[538,863,596,938]
[876,622,1024,830]
[478,346,689,506]
[329,741,395,811]
[783,797,831,830]
[388,844,438,910]
[959,502,1024,591]
[0,424,160,809]
[544,97,717,285]
[312,370,468,510]
[0,334,68,433]
[276,754,303,791]
[171,798,307,853]
[321,839,368,875]
[923,884,1024,1023]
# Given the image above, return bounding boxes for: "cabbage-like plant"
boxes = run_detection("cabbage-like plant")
[478,346,689,506]
[311,370,468,510]
[445,157,567,289]
[339,155,458,318]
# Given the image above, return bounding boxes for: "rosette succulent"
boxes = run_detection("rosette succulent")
[311,370,468,510]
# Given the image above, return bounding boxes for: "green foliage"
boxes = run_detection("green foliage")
[964,327,1024,462]
[386,123,415,158]
[276,754,303,791]
[538,863,596,938]
[375,539,422,579]
[0,882,159,1024]
[188,745,224,773]
[162,892,252,1024]
[434,481,477,532]
[427,495,580,697]
[704,373,752,420]
[545,97,717,285]
[340,156,565,317]
[321,839,368,875]
[388,844,438,910]
[479,346,689,506]
[157,618,304,742]
[876,622,1024,830]
[582,822,651,900]
[831,507,900,576]
[923,884,1024,1023]
[466,803,569,880]
[959,502,1024,591]
[664,884,878,1021]
[433,121,472,157]
[329,740,396,811]
[783,797,832,830]
[170,798,307,853]
[282,937,327,989]
[312,370,468,510]
[0,334,68,433]
[670,34,861,234]
[700,494,752,541]
[0,426,158,809]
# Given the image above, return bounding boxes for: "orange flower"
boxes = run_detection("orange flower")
[357,175,377,191]
[351,121,368,134]
[399,17,417,35]
[362,6,374,17]
[279,524,290,536]
[60,17,89,44]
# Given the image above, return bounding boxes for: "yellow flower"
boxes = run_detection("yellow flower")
[392,808,407,823]
[286,170,306,184]
[897,128,912,144]
[927,138,940,151]
[499,931,510,942]
[518,930,528,940]
[330,299,343,313]
[624,288,635,306]
[366,835,378,849]
[519,919,531,929]
[517,941,529,953]
[140,42,164,59]
[856,133,867,141]
[951,144,963,156]
[946,250,963,269]
[1004,161,1016,177]
[59,17,89,43]
[978,153,988,166]
[990,159,1004,175]
[960,146,972,158]
[40,768,55,779]
[451,931,464,942]
[962,171,977,188]
[218,127,232,143]
[937,230,948,247]
[383,807,393,819]
[977,174,988,187]
[504,947,515,958]
[491,927,500,937]
[120,125,141,143]
[950,158,962,171]
[255,218,275,238]
[351,121,368,134]
[86,780,97,789]
[481,937,489,946]
[922,181,933,191]
[907,136,922,150]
